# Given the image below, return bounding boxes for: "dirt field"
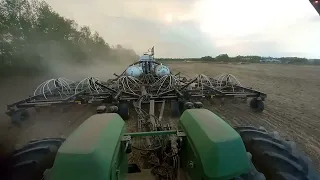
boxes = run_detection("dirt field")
[1,63,320,171]
[169,62,320,170]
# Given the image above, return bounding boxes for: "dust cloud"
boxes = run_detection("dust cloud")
[0,39,137,122]
[47,59,130,81]
[0,41,137,163]
[34,40,136,81]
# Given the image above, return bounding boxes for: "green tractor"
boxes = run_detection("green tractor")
[3,43,320,179]
[3,109,319,180]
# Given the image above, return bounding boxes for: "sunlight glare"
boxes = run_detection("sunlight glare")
[164,13,173,23]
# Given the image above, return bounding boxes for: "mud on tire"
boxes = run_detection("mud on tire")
[235,126,319,180]
[3,138,65,180]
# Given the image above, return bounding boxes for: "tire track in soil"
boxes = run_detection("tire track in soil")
[10,105,96,148]
[2,63,319,172]
[207,99,280,130]
[169,62,320,171]
[60,105,97,136]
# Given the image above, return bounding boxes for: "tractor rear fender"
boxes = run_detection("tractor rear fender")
[45,113,127,180]
[179,109,251,180]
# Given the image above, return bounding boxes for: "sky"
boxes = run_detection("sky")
[45,0,320,58]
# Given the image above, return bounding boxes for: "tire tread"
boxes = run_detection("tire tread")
[235,126,319,180]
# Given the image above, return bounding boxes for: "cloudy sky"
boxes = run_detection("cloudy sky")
[45,0,320,58]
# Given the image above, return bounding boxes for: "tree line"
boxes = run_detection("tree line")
[158,54,320,65]
[1,0,318,78]
[0,0,138,77]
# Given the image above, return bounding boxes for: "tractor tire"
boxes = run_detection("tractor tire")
[235,126,319,180]
[4,138,65,180]
[118,102,129,120]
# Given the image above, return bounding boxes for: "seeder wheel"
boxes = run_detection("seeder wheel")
[11,109,29,124]
[250,98,264,112]
[118,102,129,120]
[171,101,181,118]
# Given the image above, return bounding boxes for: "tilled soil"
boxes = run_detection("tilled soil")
[169,62,320,171]
[0,63,319,171]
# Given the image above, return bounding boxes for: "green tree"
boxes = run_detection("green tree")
[215,54,229,62]
[0,0,138,77]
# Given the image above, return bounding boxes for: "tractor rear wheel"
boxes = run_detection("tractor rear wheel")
[235,126,319,180]
[4,138,65,180]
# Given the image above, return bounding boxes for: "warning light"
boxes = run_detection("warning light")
[315,0,319,4]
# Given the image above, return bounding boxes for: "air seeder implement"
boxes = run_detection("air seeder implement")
[6,47,266,123]
[5,48,319,180]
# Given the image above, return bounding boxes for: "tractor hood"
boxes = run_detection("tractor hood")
[179,109,251,179]
[45,113,126,180]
